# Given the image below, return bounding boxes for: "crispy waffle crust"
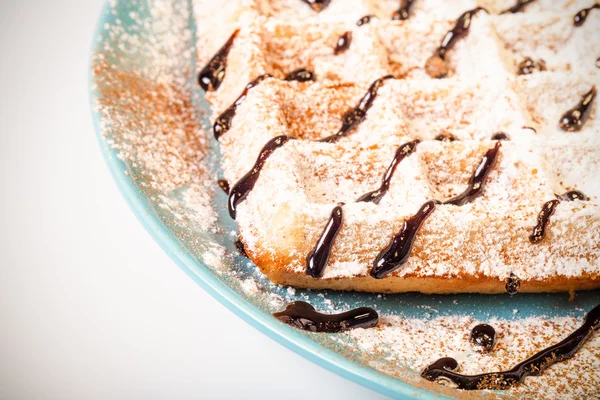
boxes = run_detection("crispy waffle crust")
[195,0,600,293]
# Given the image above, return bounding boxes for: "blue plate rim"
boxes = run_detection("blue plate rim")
[88,2,456,399]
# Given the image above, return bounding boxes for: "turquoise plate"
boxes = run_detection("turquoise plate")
[89,2,599,399]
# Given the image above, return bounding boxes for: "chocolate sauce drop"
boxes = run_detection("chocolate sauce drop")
[470,324,496,352]
[500,0,536,14]
[504,272,521,296]
[320,76,393,143]
[558,190,588,201]
[213,74,271,140]
[522,126,537,134]
[198,30,239,92]
[491,132,509,140]
[596,57,600,69]
[445,142,501,206]
[574,4,599,27]
[423,357,459,374]
[392,0,416,20]
[218,179,230,194]
[307,205,344,278]
[506,273,521,295]
[357,140,420,204]
[434,133,458,142]
[517,57,546,75]
[371,200,438,279]
[425,8,487,78]
[530,190,588,243]
[301,0,331,12]
[558,86,596,132]
[357,15,375,26]
[284,68,315,82]
[213,108,236,140]
[422,304,600,390]
[228,135,292,219]
[334,31,352,55]
[234,238,248,258]
[273,301,379,333]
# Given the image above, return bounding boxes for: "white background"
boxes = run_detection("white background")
[0,1,390,399]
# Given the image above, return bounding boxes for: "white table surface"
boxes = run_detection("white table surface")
[0,1,390,399]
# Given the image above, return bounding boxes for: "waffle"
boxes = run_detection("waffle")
[195,0,600,293]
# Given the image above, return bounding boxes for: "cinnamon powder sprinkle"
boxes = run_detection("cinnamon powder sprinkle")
[93,59,207,194]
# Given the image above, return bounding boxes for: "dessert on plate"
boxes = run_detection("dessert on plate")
[93,0,600,395]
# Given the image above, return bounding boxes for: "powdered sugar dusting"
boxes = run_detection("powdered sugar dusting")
[92,1,218,256]
[339,313,600,398]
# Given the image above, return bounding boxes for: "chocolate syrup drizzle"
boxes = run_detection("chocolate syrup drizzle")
[444,142,501,206]
[392,0,416,20]
[371,200,438,279]
[320,76,393,143]
[234,238,248,258]
[218,179,230,194]
[425,8,487,78]
[500,0,536,14]
[518,57,546,75]
[506,273,521,295]
[334,31,352,55]
[491,132,509,141]
[273,301,379,333]
[529,190,588,244]
[284,68,315,82]
[529,199,559,243]
[437,7,486,58]
[214,70,315,140]
[357,140,420,204]
[213,74,271,140]
[301,0,331,12]
[574,4,599,27]
[228,135,292,219]
[434,133,458,142]
[470,324,496,352]
[558,86,596,132]
[198,30,239,92]
[356,15,375,26]
[422,304,600,390]
[307,205,344,278]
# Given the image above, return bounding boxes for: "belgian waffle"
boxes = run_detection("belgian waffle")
[195,0,600,294]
